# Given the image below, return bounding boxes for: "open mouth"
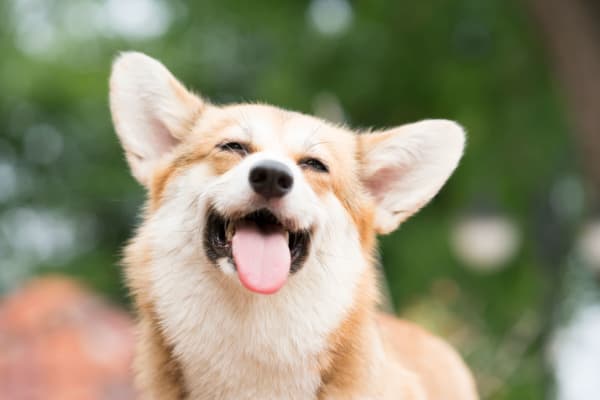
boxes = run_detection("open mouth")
[204,208,311,294]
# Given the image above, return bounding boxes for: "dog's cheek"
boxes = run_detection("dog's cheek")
[206,151,245,176]
[303,172,331,197]
[331,185,377,257]
[314,194,367,264]
[302,170,375,255]
[148,160,182,212]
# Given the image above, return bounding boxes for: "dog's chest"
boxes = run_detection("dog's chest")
[182,352,321,400]
[171,296,324,399]
[151,265,335,399]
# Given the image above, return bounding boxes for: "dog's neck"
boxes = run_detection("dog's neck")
[152,266,381,399]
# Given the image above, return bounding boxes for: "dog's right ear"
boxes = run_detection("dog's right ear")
[109,52,204,186]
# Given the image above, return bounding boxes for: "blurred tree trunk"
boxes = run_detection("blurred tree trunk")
[529,0,600,198]
[529,5,600,400]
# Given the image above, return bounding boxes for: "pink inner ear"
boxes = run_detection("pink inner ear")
[365,166,407,203]
[147,116,179,159]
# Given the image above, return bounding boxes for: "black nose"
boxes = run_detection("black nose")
[249,160,294,199]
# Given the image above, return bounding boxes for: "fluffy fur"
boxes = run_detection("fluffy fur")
[109,52,478,399]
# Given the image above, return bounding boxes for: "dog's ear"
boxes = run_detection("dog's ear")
[359,120,465,234]
[109,52,204,186]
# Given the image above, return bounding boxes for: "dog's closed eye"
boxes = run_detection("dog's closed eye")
[218,141,250,156]
[299,158,329,173]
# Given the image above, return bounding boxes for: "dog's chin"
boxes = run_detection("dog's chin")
[203,208,311,283]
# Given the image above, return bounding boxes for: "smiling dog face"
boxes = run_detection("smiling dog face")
[109,52,465,298]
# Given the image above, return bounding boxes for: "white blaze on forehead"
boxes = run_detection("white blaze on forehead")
[281,114,329,154]
[223,105,288,153]
[223,105,335,159]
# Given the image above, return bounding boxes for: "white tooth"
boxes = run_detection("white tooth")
[226,222,235,241]
[284,231,289,242]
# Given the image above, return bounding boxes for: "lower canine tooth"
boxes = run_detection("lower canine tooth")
[225,222,235,241]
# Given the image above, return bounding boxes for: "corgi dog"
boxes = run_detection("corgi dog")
[109,52,478,400]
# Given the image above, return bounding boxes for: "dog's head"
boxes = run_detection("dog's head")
[110,52,464,296]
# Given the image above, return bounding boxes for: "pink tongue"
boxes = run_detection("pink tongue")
[232,222,291,294]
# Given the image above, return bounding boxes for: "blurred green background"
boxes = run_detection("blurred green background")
[1,0,600,399]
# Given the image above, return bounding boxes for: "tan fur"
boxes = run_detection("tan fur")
[376,314,478,400]
[317,267,378,397]
[121,236,182,399]
[109,53,478,400]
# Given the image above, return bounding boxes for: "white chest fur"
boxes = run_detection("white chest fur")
[162,277,326,399]
[151,261,355,400]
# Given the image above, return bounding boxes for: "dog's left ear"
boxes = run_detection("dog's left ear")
[359,120,465,234]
